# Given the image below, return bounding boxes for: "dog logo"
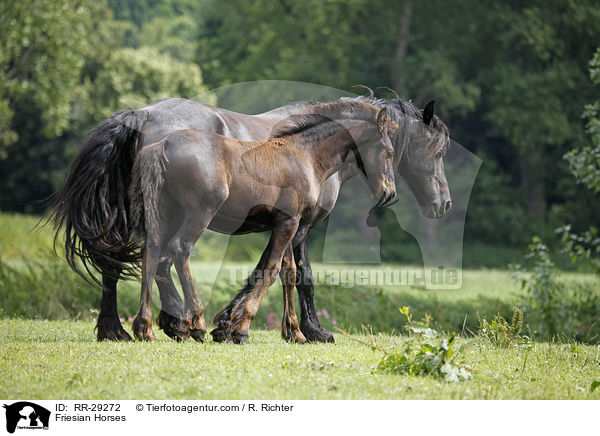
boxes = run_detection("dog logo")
[3,402,50,433]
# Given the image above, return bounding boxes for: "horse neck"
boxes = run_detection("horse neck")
[392,111,413,168]
[305,120,368,182]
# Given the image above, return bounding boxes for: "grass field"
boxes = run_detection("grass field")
[1,320,599,400]
[1,212,600,400]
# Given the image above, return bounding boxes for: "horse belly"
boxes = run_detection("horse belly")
[207,204,275,234]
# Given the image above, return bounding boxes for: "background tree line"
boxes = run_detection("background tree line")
[1,0,599,267]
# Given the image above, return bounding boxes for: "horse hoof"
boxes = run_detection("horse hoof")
[301,324,335,343]
[190,328,206,343]
[96,316,133,341]
[185,313,207,335]
[291,331,308,344]
[210,328,231,343]
[158,310,190,342]
[282,326,308,344]
[132,318,155,341]
[231,331,248,345]
[97,328,132,342]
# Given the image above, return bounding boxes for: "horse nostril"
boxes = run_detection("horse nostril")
[444,200,452,212]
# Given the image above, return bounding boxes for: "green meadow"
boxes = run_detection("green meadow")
[1,213,599,399]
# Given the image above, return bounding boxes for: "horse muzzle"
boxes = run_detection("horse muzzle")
[421,199,452,218]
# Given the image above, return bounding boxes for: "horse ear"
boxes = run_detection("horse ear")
[423,100,435,125]
[377,107,391,135]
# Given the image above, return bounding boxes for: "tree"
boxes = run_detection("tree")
[0,0,100,150]
[565,47,600,193]
[0,0,115,211]
[0,0,212,212]
[72,47,212,129]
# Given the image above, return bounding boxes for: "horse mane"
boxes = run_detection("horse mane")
[271,100,381,139]
[271,114,333,138]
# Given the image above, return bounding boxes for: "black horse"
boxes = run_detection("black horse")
[52,92,451,342]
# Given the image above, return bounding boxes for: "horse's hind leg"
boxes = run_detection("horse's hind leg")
[132,245,161,341]
[168,213,213,343]
[96,269,132,341]
[156,259,190,341]
[280,245,306,343]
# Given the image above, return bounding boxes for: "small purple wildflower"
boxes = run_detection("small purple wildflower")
[267,312,280,330]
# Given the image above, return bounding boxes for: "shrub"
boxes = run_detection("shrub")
[340,307,472,382]
[511,236,600,342]
[477,305,528,348]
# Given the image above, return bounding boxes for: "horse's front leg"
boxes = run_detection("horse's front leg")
[96,268,132,341]
[132,245,161,340]
[279,245,306,343]
[222,216,300,344]
[293,236,335,343]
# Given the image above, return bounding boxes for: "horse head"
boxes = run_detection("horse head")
[393,100,452,219]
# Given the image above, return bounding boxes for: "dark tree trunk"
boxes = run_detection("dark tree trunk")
[518,149,547,220]
[390,0,413,90]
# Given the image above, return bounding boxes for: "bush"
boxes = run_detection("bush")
[511,236,600,342]
[342,307,472,382]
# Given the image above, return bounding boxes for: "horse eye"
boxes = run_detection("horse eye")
[386,151,394,158]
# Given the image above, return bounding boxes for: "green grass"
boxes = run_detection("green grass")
[1,320,599,399]
[2,212,600,399]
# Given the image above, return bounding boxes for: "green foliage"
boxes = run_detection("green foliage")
[73,46,213,128]
[1,0,599,252]
[0,0,101,148]
[0,0,214,212]
[557,225,600,274]
[565,47,600,194]
[0,1,118,211]
[0,258,96,320]
[372,307,471,382]
[464,158,532,245]
[512,237,565,337]
[512,236,600,341]
[477,305,528,348]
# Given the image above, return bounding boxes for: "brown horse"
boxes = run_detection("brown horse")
[128,103,397,343]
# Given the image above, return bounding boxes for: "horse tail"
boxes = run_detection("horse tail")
[129,139,168,245]
[52,109,149,285]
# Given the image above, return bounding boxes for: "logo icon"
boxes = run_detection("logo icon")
[3,402,50,433]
